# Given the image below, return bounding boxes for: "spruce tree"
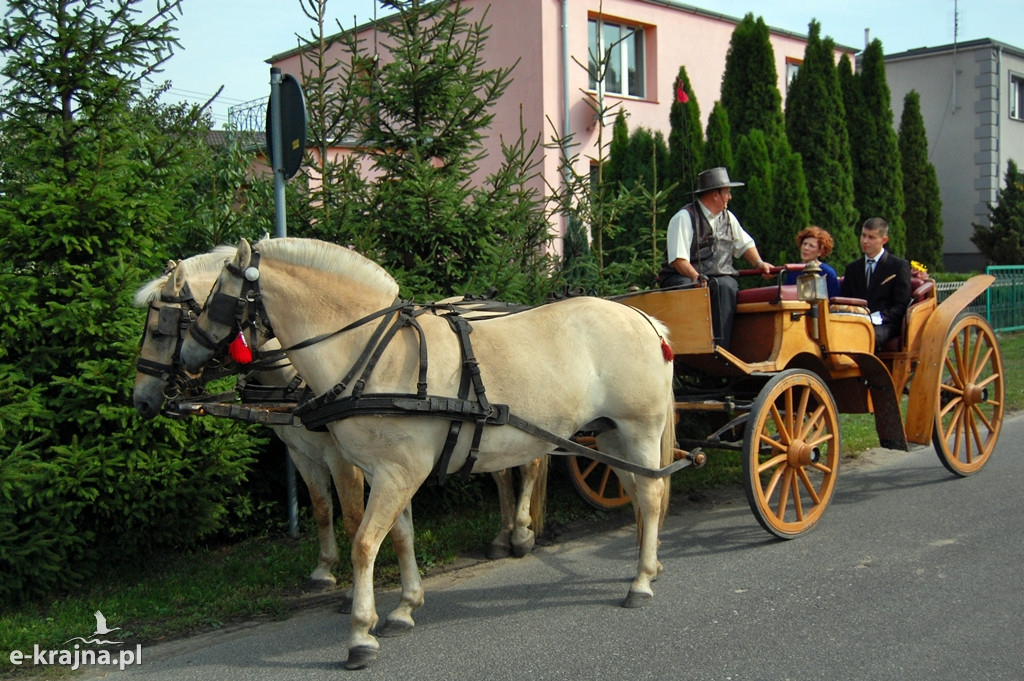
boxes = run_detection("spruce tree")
[841,41,906,254]
[899,91,945,270]
[289,0,376,251]
[352,0,551,300]
[785,21,858,265]
[972,159,1024,265]
[0,0,261,602]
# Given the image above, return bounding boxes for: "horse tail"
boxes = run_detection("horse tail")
[529,456,549,535]
[660,384,676,528]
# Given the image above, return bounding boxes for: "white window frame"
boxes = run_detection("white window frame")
[1010,72,1024,121]
[588,18,645,99]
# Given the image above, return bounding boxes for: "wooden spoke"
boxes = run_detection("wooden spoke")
[742,370,840,539]
[932,314,1004,476]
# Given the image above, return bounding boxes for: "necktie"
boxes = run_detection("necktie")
[865,258,875,286]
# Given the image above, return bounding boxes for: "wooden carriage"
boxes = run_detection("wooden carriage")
[565,268,1005,539]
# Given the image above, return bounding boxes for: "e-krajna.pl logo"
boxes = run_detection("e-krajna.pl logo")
[8,610,142,672]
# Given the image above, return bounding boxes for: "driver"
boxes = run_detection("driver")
[659,167,772,350]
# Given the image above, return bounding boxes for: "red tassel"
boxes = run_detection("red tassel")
[675,79,689,104]
[229,332,253,364]
[661,337,674,362]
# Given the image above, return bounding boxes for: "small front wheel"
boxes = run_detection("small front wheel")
[932,314,1004,476]
[743,369,840,539]
[564,436,631,510]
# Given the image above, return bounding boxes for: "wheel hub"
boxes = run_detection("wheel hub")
[963,382,986,406]
[788,439,819,467]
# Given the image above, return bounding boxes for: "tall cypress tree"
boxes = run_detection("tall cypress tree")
[786,21,858,265]
[606,112,671,269]
[842,41,906,254]
[733,131,778,261]
[899,91,945,270]
[667,65,703,214]
[703,102,734,173]
[721,14,785,141]
[721,14,807,259]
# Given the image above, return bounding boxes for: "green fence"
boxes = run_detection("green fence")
[985,265,1024,332]
[935,266,1024,333]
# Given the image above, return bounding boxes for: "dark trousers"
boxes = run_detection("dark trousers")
[659,272,738,350]
[874,322,900,351]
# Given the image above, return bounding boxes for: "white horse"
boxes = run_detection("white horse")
[179,237,677,670]
[133,249,366,592]
[133,251,548,587]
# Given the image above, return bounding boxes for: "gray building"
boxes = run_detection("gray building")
[886,39,1024,272]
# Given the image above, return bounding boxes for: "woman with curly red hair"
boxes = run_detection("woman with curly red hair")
[784,226,841,297]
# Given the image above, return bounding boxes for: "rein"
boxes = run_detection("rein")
[191,248,691,482]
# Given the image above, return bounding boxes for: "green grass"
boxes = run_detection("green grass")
[4,330,1022,677]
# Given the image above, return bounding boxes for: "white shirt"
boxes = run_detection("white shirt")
[665,201,756,264]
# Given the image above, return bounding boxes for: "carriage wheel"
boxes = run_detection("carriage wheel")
[565,436,631,510]
[742,369,840,539]
[932,313,1004,476]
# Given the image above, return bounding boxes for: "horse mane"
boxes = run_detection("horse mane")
[254,237,400,299]
[132,245,238,308]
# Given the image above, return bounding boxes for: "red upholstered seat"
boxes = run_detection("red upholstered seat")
[736,285,799,304]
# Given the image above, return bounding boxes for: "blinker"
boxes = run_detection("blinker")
[157,306,183,335]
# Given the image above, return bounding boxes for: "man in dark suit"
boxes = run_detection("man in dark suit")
[840,217,913,350]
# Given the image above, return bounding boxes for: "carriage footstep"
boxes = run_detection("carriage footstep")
[344,645,379,670]
[622,590,653,609]
[372,618,415,638]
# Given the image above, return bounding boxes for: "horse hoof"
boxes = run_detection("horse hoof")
[511,534,535,558]
[372,618,414,638]
[345,645,379,670]
[622,590,653,609]
[337,594,353,615]
[304,577,336,593]
[487,542,512,560]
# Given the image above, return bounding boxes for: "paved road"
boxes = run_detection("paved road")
[92,415,1023,681]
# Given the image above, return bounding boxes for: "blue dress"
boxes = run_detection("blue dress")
[784,261,841,298]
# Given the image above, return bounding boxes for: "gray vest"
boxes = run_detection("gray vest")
[686,202,737,277]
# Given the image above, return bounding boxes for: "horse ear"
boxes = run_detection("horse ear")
[236,238,253,268]
[171,262,188,291]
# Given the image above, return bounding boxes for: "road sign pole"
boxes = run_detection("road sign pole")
[269,67,299,539]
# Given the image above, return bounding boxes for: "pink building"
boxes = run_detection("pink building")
[269,0,854,252]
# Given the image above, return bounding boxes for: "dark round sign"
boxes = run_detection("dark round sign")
[266,72,307,180]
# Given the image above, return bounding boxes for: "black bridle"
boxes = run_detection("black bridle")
[136,280,204,392]
[189,250,275,359]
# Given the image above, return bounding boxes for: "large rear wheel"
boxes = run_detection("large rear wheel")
[932,313,1004,476]
[742,369,840,539]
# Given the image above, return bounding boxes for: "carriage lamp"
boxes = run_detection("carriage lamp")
[797,261,829,302]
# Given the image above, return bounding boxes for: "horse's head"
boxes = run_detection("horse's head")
[132,246,236,418]
[180,238,263,375]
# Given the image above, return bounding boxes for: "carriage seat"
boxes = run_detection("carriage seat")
[878,275,935,353]
[735,284,799,304]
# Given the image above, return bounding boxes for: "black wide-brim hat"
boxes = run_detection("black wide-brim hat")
[695,167,744,194]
